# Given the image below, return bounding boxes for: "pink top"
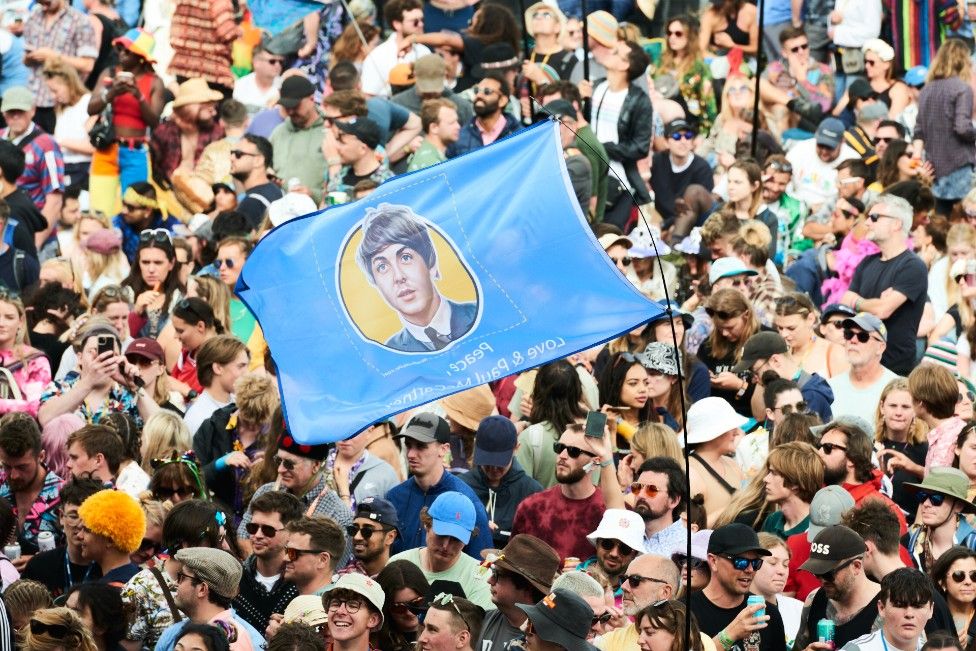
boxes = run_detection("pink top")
[925,416,966,470]
[0,348,51,417]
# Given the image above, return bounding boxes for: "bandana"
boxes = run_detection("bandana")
[123,186,159,210]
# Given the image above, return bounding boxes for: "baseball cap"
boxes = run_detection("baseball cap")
[800,525,866,575]
[428,491,476,543]
[1,86,32,113]
[277,76,315,108]
[125,338,165,364]
[821,303,857,324]
[732,332,789,373]
[414,54,446,94]
[708,256,758,284]
[847,79,873,102]
[355,496,400,531]
[815,117,846,149]
[859,101,889,123]
[395,412,451,444]
[805,486,856,539]
[707,523,772,557]
[321,573,386,626]
[537,99,576,122]
[473,416,518,467]
[904,65,928,87]
[388,62,415,87]
[810,414,875,445]
[337,117,382,150]
[665,118,695,138]
[841,312,888,342]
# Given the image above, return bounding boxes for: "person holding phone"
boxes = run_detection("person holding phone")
[37,319,158,427]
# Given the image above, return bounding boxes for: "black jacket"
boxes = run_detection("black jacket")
[595,81,653,204]
[192,403,239,511]
[459,459,543,549]
[232,555,298,634]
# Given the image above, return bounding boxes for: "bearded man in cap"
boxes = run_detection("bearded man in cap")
[269,74,328,203]
[155,547,265,651]
[477,534,561,650]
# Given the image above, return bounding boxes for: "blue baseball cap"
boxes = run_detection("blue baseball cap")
[473,416,518,467]
[903,65,927,87]
[429,492,476,543]
[647,300,694,328]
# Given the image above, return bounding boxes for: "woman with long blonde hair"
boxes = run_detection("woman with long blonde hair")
[700,288,761,413]
[916,38,976,216]
[701,75,757,171]
[930,223,976,320]
[0,293,51,417]
[23,607,98,651]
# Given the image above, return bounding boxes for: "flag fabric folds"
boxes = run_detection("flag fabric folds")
[238,121,664,443]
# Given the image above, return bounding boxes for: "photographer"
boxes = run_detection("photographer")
[37,318,159,427]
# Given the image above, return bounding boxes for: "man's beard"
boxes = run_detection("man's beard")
[354,543,385,563]
[555,465,587,485]
[474,99,499,118]
[230,169,250,182]
[634,500,670,522]
[823,463,847,486]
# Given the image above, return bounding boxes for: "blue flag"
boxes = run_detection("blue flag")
[238,121,663,443]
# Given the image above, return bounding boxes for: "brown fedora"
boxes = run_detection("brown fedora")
[493,534,561,595]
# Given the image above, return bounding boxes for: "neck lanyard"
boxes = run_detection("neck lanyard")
[64,548,95,591]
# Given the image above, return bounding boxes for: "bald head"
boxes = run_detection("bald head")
[621,554,678,614]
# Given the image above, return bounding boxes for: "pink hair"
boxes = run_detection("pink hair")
[42,414,85,478]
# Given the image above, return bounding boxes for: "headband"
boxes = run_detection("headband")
[151,450,209,499]
[123,186,159,210]
[480,57,520,70]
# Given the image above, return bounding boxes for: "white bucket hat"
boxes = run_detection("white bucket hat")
[586,508,646,553]
[685,397,749,445]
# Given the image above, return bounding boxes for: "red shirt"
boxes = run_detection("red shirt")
[171,348,202,393]
[510,485,605,561]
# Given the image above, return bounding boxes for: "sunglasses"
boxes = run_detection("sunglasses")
[788,42,809,53]
[214,258,236,269]
[952,570,976,583]
[432,593,472,632]
[874,136,896,145]
[670,131,695,141]
[592,612,613,625]
[472,86,499,96]
[231,149,257,159]
[123,202,146,211]
[705,308,742,320]
[245,522,284,537]
[284,547,325,562]
[667,29,685,37]
[960,391,976,403]
[817,556,859,582]
[672,554,708,570]
[865,58,878,66]
[273,454,298,471]
[915,491,947,507]
[154,486,195,500]
[553,442,596,459]
[767,160,793,174]
[824,319,846,329]
[326,596,365,613]
[177,298,206,321]
[818,442,847,455]
[630,482,663,498]
[621,574,669,588]
[843,329,876,344]
[96,284,133,303]
[610,256,633,266]
[598,539,636,556]
[868,213,897,222]
[258,56,284,65]
[139,228,171,245]
[391,596,427,615]
[30,620,69,639]
[137,538,160,554]
[777,401,809,415]
[346,524,387,538]
[721,555,763,571]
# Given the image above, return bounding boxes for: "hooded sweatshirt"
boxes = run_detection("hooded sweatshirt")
[459,459,543,549]
[796,370,835,422]
[843,470,908,535]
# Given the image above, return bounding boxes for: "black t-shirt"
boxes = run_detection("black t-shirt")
[28,331,67,373]
[690,591,787,651]
[22,547,101,599]
[237,182,283,229]
[697,326,774,414]
[0,245,39,292]
[880,439,928,521]
[342,166,379,190]
[848,249,928,376]
[796,587,880,650]
[528,49,577,81]
[458,34,488,93]
[648,151,714,225]
[5,189,44,258]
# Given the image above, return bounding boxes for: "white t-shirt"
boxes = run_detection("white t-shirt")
[828,367,901,425]
[774,594,804,648]
[592,82,630,189]
[360,34,429,97]
[785,138,860,210]
[116,460,150,498]
[55,93,92,165]
[232,73,281,114]
[183,390,232,436]
[254,571,279,591]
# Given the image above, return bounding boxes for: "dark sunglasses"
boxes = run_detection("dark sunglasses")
[865,58,878,66]
[139,228,171,245]
[553,442,596,459]
[705,308,742,320]
[137,538,160,554]
[177,298,205,321]
[598,539,635,556]
[915,491,947,507]
[817,556,859,582]
[592,612,613,625]
[346,524,387,538]
[391,596,427,614]
[284,547,324,562]
[777,401,809,415]
[273,454,297,471]
[611,256,633,266]
[245,522,284,537]
[843,329,874,343]
[818,442,847,455]
[154,486,195,499]
[960,391,976,403]
[721,555,763,571]
[257,56,284,65]
[621,574,668,588]
[788,42,809,53]
[672,554,708,570]
[873,136,896,145]
[952,570,976,583]
[231,149,257,159]
[868,213,896,222]
[767,160,793,174]
[670,131,695,141]
[215,258,236,269]
[30,620,69,639]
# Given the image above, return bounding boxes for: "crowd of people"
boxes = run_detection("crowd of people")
[0,0,974,648]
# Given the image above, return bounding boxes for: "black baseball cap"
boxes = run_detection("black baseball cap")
[535,99,576,123]
[665,118,695,137]
[732,332,789,373]
[820,303,857,324]
[277,76,315,109]
[336,117,382,150]
[708,523,772,557]
[800,525,866,575]
[355,497,400,532]
[394,412,451,444]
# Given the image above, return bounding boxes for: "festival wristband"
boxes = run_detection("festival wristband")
[215,454,229,471]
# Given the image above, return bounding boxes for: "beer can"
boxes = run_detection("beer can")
[37,531,55,552]
[746,594,765,618]
[817,618,835,649]
[326,191,348,206]
[3,543,20,561]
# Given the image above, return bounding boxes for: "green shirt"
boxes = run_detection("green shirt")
[761,511,810,540]
[388,548,493,609]
[407,139,447,172]
[574,125,609,223]
[270,112,328,204]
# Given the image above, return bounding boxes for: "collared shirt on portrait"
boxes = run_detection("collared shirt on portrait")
[399,294,453,349]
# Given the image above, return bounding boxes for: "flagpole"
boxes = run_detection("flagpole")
[750,0,766,157]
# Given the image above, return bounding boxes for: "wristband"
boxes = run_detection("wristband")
[718,630,735,650]
[215,454,229,471]
[598,458,612,468]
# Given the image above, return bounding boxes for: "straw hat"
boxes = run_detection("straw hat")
[172,78,224,108]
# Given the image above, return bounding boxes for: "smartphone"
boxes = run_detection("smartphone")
[96,335,115,357]
[584,411,608,439]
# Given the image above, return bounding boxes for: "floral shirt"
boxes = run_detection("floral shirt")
[39,371,144,427]
[121,561,183,649]
[0,348,52,417]
[651,59,718,134]
[925,416,966,470]
[0,469,62,551]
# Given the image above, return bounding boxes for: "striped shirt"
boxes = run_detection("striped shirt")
[1,124,64,210]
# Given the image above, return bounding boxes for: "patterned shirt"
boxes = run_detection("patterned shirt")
[644,518,687,556]
[0,124,64,210]
[0,469,62,552]
[39,371,144,427]
[121,561,182,649]
[21,5,97,108]
[149,119,225,178]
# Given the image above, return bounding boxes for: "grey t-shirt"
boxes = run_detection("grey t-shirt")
[475,608,524,651]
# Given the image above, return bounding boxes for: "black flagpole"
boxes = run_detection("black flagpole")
[750,0,766,157]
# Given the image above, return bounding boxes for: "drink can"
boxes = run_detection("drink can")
[326,191,348,206]
[747,595,765,618]
[37,531,54,552]
[3,543,20,560]
[817,618,835,649]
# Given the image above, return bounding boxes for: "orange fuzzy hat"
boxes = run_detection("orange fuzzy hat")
[78,489,147,554]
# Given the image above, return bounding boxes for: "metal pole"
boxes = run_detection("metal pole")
[581,0,590,80]
[750,0,766,158]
